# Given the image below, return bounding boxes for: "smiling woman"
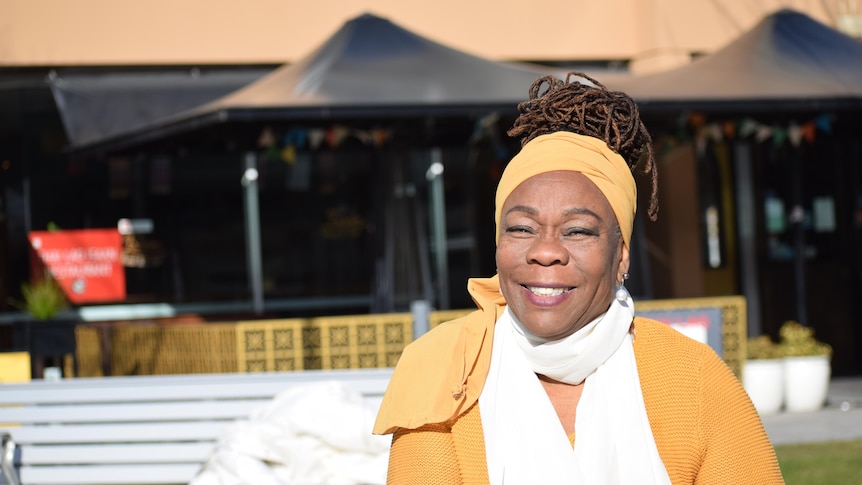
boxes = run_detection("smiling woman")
[373,72,785,484]
[497,170,625,340]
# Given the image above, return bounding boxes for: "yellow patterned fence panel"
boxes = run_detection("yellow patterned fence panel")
[236,319,306,373]
[306,313,413,370]
[75,325,104,377]
[81,324,238,376]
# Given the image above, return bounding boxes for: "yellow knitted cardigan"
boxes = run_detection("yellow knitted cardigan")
[374,276,784,484]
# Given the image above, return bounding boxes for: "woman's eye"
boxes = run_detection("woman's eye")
[565,227,597,237]
[506,225,534,234]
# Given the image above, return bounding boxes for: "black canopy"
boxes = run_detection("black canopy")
[608,9,862,112]
[49,67,272,148]
[71,12,566,153]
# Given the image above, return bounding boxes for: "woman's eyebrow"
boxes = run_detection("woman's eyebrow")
[563,207,603,221]
[505,205,603,221]
[504,205,538,216]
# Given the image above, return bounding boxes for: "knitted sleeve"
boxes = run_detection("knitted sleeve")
[634,318,785,483]
[696,350,785,484]
[387,423,463,484]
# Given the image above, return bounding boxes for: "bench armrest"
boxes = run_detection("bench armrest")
[1,432,20,485]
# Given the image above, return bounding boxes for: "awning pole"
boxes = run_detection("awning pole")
[427,148,449,310]
[242,152,264,315]
[733,142,762,337]
[790,150,807,326]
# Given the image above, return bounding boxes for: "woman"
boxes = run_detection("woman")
[373,73,784,484]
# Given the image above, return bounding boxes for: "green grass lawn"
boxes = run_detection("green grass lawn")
[775,438,862,484]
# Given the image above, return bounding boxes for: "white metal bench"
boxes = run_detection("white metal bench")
[0,368,393,485]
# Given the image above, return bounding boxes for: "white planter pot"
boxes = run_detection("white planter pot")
[783,355,831,413]
[743,359,785,415]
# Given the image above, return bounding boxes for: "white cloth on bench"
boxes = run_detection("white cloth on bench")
[190,380,390,485]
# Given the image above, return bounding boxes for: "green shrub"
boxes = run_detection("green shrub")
[778,320,832,357]
[747,334,782,360]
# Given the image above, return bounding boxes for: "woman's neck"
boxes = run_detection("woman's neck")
[537,373,584,438]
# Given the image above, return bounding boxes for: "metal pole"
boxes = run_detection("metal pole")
[241,152,264,315]
[427,149,449,310]
[791,151,807,325]
[733,142,762,337]
[410,299,431,339]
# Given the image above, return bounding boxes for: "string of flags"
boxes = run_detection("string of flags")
[254,112,836,166]
[256,125,392,164]
[686,112,834,153]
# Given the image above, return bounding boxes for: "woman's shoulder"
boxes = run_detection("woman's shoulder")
[632,316,741,401]
[632,316,713,357]
[374,309,491,434]
[631,316,721,386]
[393,308,493,384]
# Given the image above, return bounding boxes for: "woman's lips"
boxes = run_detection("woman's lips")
[521,285,574,307]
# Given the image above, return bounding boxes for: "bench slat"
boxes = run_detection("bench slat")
[0,379,388,406]
[0,400,266,424]
[0,369,393,405]
[19,463,201,485]
[0,382,289,405]
[24,443,213,465]
[1,422,226,445]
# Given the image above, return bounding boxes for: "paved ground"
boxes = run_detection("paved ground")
[761,376,862,445]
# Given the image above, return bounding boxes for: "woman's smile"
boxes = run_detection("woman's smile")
[521,285,575,308]
[523,285,574,297]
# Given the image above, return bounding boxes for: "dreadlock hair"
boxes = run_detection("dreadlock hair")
[507,71,659,221]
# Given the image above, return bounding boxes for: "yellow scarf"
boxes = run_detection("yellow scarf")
[373,276,503,434]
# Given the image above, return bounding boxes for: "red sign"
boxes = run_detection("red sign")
[28,229,126,304]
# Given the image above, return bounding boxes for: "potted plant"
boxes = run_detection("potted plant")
[743,335,785,415]
[10,274,76,378]
[778,320,832,413]
[18,275,69,320]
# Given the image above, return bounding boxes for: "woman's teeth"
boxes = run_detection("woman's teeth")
[526,286,570,296]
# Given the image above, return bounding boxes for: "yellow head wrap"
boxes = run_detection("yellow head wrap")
[495,131,637,248]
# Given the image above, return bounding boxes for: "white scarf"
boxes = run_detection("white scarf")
[478,293,671,484]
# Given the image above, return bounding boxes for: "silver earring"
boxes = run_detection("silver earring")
[615,272,630,302]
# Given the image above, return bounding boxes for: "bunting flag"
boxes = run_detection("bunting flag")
[255,125,395,164]
[686,112,834,148]
[257,126,276,148]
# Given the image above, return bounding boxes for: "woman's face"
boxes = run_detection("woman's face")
[496,170,630,340]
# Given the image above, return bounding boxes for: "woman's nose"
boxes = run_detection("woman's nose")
[526,235,569,266]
